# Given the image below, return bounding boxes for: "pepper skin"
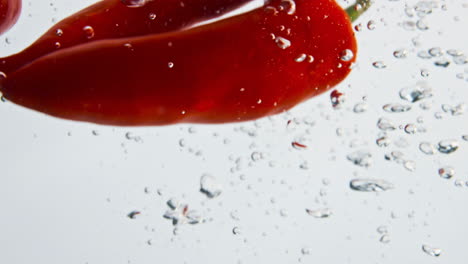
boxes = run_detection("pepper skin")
[0,0,21,35]
[1,0,357,126]
[0,0,255,74]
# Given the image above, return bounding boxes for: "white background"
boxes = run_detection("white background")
[1,0,468,263]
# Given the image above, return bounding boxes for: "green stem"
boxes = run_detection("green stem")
[346,0,372,23]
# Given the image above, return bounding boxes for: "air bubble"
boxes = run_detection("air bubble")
[279,0,296,15]
[275,36,291,49]
[350,179,394,192]
[367,20,376,30]
[83,26,95,39]
[428,47,443,57]
[232,227,241,235]
[377,118,396,131]
[399,82,433,103]
[200,174,222,198]
[383,103,412,113]
[404,124,426,134]
[420,69,429,77]
[121,0,148,8]
[419,142,437,155]
[438,140,459,154]
[305,208,332,218]
[347,151,372,167]
[295,53,307,62]
[422,245,442,257]
[434,59,450,68]
[393,49,408,59]
[372,61,387,69]
[376,136,391,147]
[353,102,368,113]
[340,49,354,61]
[438,166,455,179]
[416,19,429,30]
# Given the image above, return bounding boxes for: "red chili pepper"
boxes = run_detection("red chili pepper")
[0,0,363,126]
[0,0,21,35]
[0,0,255,74]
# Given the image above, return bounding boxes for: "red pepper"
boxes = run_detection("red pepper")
[0,0,360,126]
[0,0,21,35]
[0,0,255,74]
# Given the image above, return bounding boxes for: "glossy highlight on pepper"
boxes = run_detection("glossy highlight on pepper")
[0,0,21,35]
[0,0,358,126]
[0,0,256,74]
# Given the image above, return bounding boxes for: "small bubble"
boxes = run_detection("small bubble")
[376,136,391,147]
[168,62,174,68]
[55,28,63,36]
[200,174,222,198]
[438,166,455,179]
[251,151,263,161]
[438,140,459,154]
[354,23,363,31]
[232,227,241,235]
[383,103,412,113]
[380,234,391,244]
[428,47,443,57]
[403,160,416,171]
[402,21,416,31]
[353,102,368,113]
[0,71,7,81]
[305,208,332,218]
[349,179,394,192]
[399,82,432,103]
[422,245,442,257]
[330,90,345,108]
[417,50,432,59]
[434,59,450,68]
[148,13,157,20]
[301,247,312,255]
[280,209,288,217]
[295,53,307,63]
[279,0,296,15]
[340,49,354,61]
[419,142,437,155]
[347,151,372,167]
[367,20,376,30]
[447,49,463,56]
[83,26,95,39]
[275,36,291,49]
[420,69,429,77]
[377,118,396,131]
[416,19,429,30]
[453,55,468,65]
[372,61,387,69]
[452,179,463,188]
[404,124,426,134]
[377,226,388,234]
[442,103,466,116]
[393,49,408,59]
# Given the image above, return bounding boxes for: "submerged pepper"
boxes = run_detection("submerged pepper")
[0,0,367,126]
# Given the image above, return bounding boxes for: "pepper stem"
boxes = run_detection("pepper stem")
[346,0,372,23]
